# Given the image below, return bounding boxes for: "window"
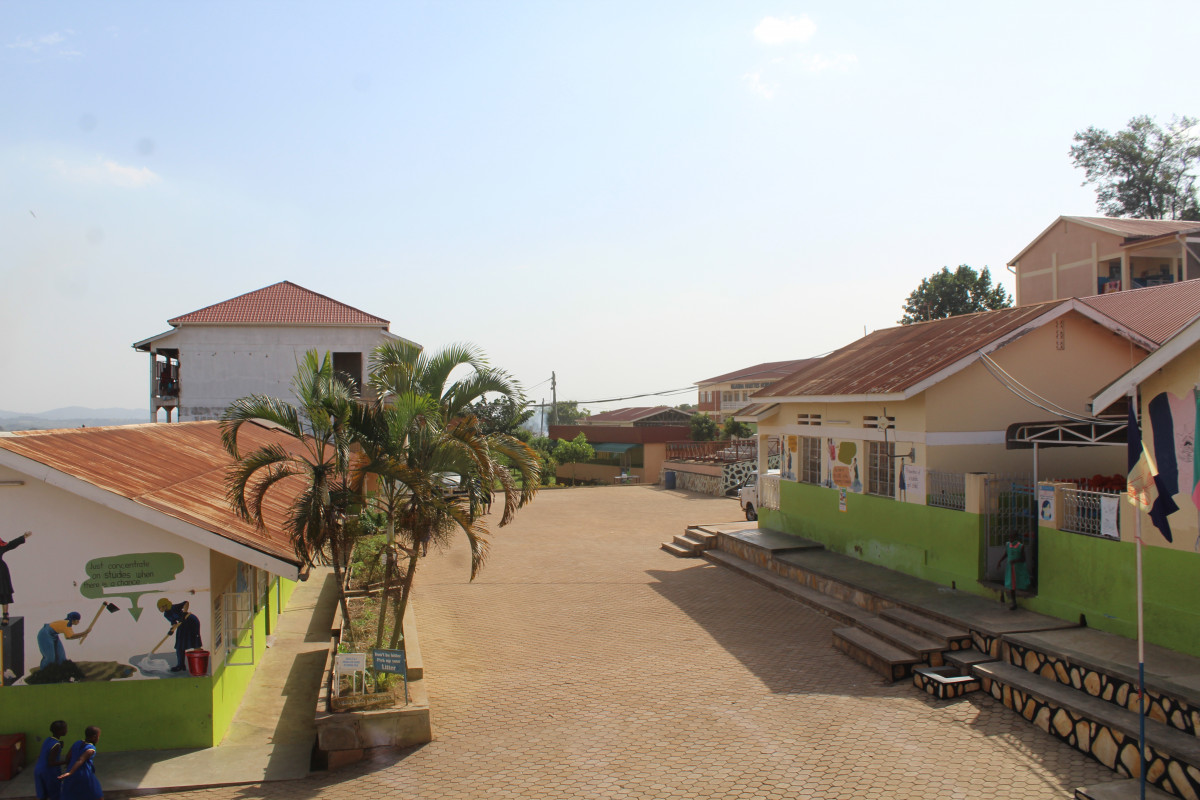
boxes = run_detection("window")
[800,436,822,484]
[797,413,821,426]
[867,441,895,497]
[862,415,895,430]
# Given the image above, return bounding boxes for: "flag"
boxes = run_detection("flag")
[1127,405,1158,510]
[1193,386,1200,511]
[1147,394,1178,542]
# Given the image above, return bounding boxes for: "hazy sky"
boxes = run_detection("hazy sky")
[4,2,1198,414]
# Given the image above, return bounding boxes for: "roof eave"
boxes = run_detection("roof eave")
[1091,311,1200,412]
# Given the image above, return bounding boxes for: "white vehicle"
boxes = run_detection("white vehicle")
[738,469,779,521]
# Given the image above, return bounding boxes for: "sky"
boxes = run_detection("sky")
[3,1,1199,415]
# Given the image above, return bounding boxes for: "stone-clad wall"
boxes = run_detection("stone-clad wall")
[1004,640,1200,738]
[980,674,1200,800]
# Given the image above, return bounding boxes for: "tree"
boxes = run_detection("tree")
[899,265,1011,325]
[528,436,559,485]
[221,351,359,640]
[366,340,540,647]
[1070,115,1200,220]
[550,401,589,426]
[468,395,534,437]
[690,413,719,441]
[723,418,753,439]
[553,433,595,484]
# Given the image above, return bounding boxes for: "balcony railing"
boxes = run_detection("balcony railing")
[665,438,779,463]
[926,470,966,511]
[1061,487,1120,538]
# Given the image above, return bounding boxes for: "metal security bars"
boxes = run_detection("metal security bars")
[800,436,822,484]
[760,473,781,510]
[926,470,966,511]
[867,441,895,497]
[1061,487,1119,538]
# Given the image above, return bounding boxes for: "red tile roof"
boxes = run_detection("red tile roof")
[168,281,389,326]
[697,359,817,386]
[1079,279,1200,345]
[0,421,307,568]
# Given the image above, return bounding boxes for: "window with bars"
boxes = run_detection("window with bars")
[797,413,822,426]
[799,436,822,484]
[867,440,896,497]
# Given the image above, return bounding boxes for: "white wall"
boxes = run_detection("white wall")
[0,464,212,684]
[149,325,395,421]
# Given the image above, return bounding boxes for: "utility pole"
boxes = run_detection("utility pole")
[551,372,557,427]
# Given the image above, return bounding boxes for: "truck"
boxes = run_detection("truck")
[738,469,778,521]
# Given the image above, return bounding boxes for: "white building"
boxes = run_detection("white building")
[133,281,414,422]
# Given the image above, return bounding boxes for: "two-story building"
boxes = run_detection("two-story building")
[1008,216,1200,305]
[695,360,814,423]
[133,281,415,422]
[548,406,691,485]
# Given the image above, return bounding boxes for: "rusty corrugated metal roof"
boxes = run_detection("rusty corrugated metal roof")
[1069,216,1200,240]
[0,421,306,567]
[1080,279,1200,345]
[168,281,389,326]
[697,359,817,386]
[755,301,1067,399]
[583,406,690,424]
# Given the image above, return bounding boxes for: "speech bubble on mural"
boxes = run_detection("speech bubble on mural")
[80,552,184,620]
[837,441,856,464]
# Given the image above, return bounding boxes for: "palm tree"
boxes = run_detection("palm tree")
[364,341,541,648]
[220,350,359,641]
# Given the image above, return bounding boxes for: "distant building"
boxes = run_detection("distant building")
[695,360,815,423]
[1008,216,1200,305]
[133,281,415,422]
[549,406,691,485]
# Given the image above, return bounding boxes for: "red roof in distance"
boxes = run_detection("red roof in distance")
[168,281,389,327]
[583,406,688,425]
[697,359,816,386]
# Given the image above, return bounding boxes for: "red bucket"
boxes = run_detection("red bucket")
[186,649,210,677]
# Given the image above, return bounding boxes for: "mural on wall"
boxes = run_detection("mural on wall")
[782,436,797,481]
[825,439,862,494]
[1,543,207,686]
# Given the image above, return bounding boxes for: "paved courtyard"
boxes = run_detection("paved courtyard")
[170,485,1112,799]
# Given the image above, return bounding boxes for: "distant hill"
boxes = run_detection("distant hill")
[0,406,148,431]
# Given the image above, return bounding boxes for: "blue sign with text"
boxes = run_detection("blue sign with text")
[371,648,407,675]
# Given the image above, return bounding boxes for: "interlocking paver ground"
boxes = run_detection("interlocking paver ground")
[163,485,1113,799]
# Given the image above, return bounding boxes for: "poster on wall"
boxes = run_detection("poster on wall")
[900,464,924,503]
[838,488,847,512]
[1038,485,1056,525]
[826,439,863,493]
[1,529,211,687]
[782,435,798,481]
[1100,495,1120,539]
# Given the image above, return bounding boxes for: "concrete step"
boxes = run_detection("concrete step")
[1075,778,1176,799]
[945,647,998,673]
[857,617,947,666]
[913,665,981,699]
[879,606,972,651]
[975,660,1200,797]
[660,541,693,558]
[684,526,718,547]
[833,626,922,682]
[703,551,874,627]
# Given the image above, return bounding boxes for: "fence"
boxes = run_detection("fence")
[760,473,781,511]
[665,438,779,463]
[1061,486,1120,538]
[926,470,966,511]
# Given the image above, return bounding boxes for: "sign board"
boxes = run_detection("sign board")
[1037,484,1055,524]
[372,648,407,675]
[1100,495,1120,539]
[838,488,847,513]
[335,652,367,673]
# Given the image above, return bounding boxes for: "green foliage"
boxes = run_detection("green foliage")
[553,433,594,483]
[468,395,534,436]
[1070,115,1200,220]
[722,418,753,439]
[899,265,1011,325]
[528,437,559,485]
[550,401,589,425]
[690,413,719,441]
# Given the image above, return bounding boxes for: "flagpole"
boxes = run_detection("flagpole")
[1136,508,1146,800]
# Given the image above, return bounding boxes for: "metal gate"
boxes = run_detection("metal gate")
[983,474,1037,590]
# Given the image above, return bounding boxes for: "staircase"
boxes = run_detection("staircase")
[660,525,719,557]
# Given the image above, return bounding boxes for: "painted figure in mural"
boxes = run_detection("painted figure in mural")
[0,530,32,623]
[850,457,863,493]
[157,598,202,672]
[58,727,101,800]
[38,613,88,668]
[35,720,68,800]
[999,534,1031,611]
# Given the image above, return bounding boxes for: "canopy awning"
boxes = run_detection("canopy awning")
[592,442,639,454]
[1005,418,1127,449]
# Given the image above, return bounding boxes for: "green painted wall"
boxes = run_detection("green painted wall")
[1027,527,1200,659]
[6,676,213,754]
[761,481,988,596]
